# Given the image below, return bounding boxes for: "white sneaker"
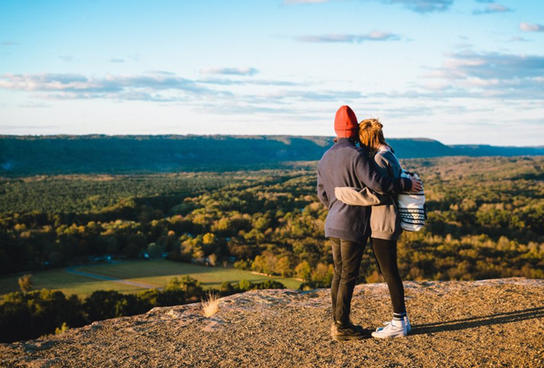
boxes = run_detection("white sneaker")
[371,318,407,338]
[377,316,411,333]
[404,316,411,333]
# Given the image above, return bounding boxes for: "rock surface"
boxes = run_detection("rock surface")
[1,278,544,367]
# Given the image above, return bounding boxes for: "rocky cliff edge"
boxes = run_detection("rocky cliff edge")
[1,278,543,368]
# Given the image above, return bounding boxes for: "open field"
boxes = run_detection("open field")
[0,260,301,297]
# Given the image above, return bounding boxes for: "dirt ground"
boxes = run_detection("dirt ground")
[1,278,543,368]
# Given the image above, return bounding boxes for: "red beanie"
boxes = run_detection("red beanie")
[334,105,358,138]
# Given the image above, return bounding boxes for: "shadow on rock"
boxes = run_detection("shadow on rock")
[411,306,544,335]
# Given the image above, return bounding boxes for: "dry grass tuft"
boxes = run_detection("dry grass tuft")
[202,292,220,318]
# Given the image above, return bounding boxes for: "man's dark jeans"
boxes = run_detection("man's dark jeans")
[331,237,366,325]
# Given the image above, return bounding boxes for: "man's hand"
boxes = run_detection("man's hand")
[410,176,423,193]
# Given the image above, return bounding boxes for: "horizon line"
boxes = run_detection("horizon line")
[1,133,543,148]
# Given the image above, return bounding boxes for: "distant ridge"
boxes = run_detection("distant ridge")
[1,135,543,176]
[451,144,544,157]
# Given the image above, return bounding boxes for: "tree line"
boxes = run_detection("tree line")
[1,156,543,283]
[1,276,284,342]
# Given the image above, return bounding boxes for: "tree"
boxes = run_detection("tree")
[166,276,203,299]
[84,290,126,321]
[220,281,234,294]
[251,255,267,274]
[311,263,334,286]
[295,261,311,281]
[147,242,163,258]
[275,256,292,277]
[18,274,32,293]
[202,232,216,245]
[239,279,252,290]
[208,253,217,267]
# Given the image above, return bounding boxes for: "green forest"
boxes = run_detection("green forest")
[1,155,543,342]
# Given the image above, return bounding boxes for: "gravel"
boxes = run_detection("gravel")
[1,278,543,368]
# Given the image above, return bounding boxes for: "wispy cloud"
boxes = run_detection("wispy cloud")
[0,72,221,101]
[59,55,74,62]
[17,102,51,108]
[109,58,125,63]
[424,51,544,99]
[436,52,544,80]
[384,0,454,13]
[255,89,363,102]
[198,78,299,86]
[200,67,259,76]
[0,41,18,46]
[473,3,512,15]
[283,0,454,13]
[1,124,59,130]
[295,31,400,43]
[520,22,544,32]
[283,0,329,3]
[0,71,351,108]
[509,36,529,42]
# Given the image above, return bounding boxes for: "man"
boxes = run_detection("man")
[317,105,422,341]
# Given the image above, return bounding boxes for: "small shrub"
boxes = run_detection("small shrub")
[201,292,219,318]
[157,289,186,306]
[298,280,329,291]
[17,274,32,293]
[253,280,285,290]
[238,279,252,291]
[55,322,69,335]
[233,260,250,270]
[219,281,234,294]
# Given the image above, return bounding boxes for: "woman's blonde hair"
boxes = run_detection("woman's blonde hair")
[358,118,389,152]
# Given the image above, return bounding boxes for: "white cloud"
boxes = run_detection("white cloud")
[200,67,259,76]
[198,78,298,86]
[473,3,512,15]
[509,36,529,42]
[0,71,358,107]
[59,55,74,62]
[283,0,329,3]
[0,72,219,100]
[295,32,400,43]
[423,51,544,99]
[283,0,454,13]
[385,0,454,13]
[520,22,544,32]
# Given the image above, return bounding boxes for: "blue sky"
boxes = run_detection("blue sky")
[0,0,543,145]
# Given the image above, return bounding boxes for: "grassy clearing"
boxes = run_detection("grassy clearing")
[0,268,150,297]
[0,260,301,297]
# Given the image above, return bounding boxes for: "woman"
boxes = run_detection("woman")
[358,118,411,338]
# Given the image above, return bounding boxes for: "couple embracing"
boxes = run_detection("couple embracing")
[317,105,423,341]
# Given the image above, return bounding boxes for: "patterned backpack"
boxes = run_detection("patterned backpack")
[398,171,426,231]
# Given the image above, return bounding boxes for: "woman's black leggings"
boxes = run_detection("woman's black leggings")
[372,237,406,314]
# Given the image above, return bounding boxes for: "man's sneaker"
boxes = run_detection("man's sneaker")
[371,318,408,339]
[331,322,368,341]
[330,319,355,338]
